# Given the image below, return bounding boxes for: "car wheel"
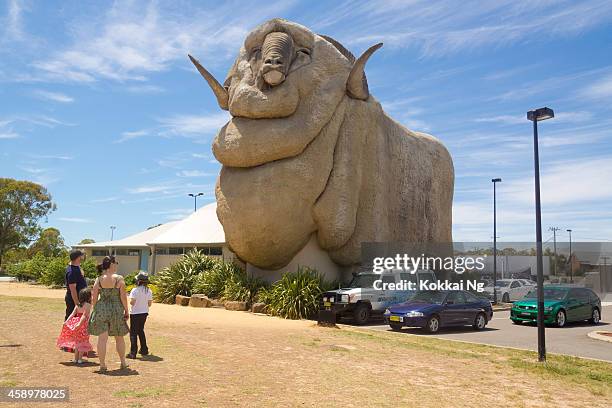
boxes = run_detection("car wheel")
[555,309,566,328]
[473,313,487,330]
[511,319,521,325]
[352,303,371,325]
[390,323,403,331]
[424,315,440,333]
[589,308,600,325]
[502,292,510,303]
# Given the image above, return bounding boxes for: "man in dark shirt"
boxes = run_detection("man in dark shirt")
[65,250,87,320]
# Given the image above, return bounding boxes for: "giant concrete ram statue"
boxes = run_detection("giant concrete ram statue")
[189,18,454,271]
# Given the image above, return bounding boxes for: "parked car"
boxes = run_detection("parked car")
[483,278,532,303]
[518,279,537,287]
[510,286,601,327]
[320,268,436,325]
[383,290,493,333]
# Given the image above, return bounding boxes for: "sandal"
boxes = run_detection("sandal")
[99,366,107,373]
[120,362,129,370]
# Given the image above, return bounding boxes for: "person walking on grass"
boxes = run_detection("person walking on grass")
[88,256,129,372]
[57,287,93,364]
[65,250,86,321]
[127,272,153,359]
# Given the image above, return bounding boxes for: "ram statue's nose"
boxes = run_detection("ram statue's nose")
[260,32,294,86]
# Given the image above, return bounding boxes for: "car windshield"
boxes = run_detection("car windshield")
[525,288,568,300]
[408,291,447,304]
[347,274,379,289]
[496,281,510,287]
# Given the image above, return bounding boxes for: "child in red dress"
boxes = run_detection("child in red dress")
[57,288,93,364]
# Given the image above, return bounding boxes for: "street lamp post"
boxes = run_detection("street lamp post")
[549,227,560,276]
[567,229,573,283]
[527,106,554,362]
[492,178,502,304]
[188,192,204,212]
[110,226,116,241]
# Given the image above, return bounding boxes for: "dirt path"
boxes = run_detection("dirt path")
[0,283,610,407]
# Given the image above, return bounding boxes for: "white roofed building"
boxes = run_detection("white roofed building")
[74,202,236,275]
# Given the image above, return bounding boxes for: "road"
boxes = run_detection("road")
[360,305,612,361]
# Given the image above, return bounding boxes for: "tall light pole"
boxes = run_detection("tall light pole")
[110,226,116,241]
[492,178,502,304]
[567,229,573,283]
[527,106,554,362]
[549,227,560,276]
[188,192,204,212]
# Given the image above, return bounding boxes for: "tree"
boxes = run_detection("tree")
[78,238,95,245]
[0,178,56,268]
[28,227,67,258]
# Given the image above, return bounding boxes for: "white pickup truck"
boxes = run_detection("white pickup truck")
[320,268,437,324]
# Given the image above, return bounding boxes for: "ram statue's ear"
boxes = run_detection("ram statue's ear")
[289,47,312,73]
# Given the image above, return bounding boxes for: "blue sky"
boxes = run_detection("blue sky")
[1,0,611,246]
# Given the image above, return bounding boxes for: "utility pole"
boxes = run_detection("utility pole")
[601,256,610,293]
[567,229,573,283]
[549,227,560,276]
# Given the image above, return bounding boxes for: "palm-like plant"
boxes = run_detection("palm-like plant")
[264,266,328,320]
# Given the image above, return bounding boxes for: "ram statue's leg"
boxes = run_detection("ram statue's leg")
[313,99,367,251]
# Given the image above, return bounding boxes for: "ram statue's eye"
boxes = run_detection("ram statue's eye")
[250,47,262,60]
[298,48,311,56]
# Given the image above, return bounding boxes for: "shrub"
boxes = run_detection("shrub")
[81,257,98,280]
[222,269,268,304]
[39,255,70,286]
[192,259,233,298]
[153,249,216,304]
[263,266,329,320]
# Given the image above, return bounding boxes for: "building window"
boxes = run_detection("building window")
[155,247,168,255]
[127,249,140,256]
[168,247,184,255]
[92,249,108,257]
[195,246,222,256]
[115,249,128,256]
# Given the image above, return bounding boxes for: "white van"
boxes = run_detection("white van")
[320,268,437,324]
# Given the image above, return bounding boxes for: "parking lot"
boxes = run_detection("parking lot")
[360,304,612,361]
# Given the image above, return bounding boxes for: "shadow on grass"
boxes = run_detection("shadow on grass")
[59,361,99,368]
[139,354,163,362]
[96,367,139,376]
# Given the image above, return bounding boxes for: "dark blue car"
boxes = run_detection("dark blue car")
[383,290,493,333]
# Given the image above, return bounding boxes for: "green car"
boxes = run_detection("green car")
[510,286,601,327]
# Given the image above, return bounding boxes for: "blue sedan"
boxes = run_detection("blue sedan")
[384,290,493,333]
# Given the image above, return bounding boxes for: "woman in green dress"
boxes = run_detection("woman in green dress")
[88,256,129,371]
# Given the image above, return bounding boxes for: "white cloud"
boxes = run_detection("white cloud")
[29,1,293,83]
[28,153,74,160]
[58,217,93,223]
[158,112,229,137]
[0,131,19,139]
[579,74,612,99]
[90,196,118,203]
[114,129,149,143]
[33,90,74,103]
[475,111,593,126]
[314,0,612,57]
[176,170,217,178]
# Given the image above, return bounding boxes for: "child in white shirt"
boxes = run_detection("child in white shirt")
[126,272,153,358]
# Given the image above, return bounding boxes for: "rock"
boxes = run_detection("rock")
[189,294,212,308]
[251,302,268,314]
[211,299,225,307]
[224,301,248,311]
[192,19,453,272]
[175,295,190,306]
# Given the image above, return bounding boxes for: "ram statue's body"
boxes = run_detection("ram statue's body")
[189,18,454,270]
